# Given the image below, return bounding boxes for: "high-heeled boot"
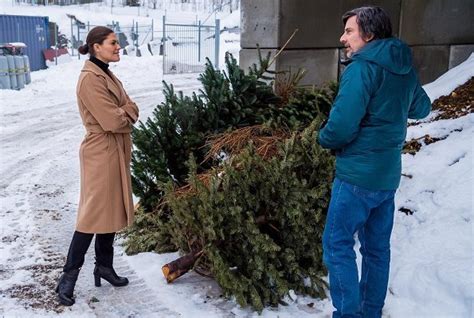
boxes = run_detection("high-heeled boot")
[55,268,80,306]
[93,264,129,287]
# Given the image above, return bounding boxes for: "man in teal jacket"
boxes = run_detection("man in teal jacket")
[318,6,431,318]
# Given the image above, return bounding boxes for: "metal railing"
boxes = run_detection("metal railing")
[67,16,154,58]
[65,15,220,75]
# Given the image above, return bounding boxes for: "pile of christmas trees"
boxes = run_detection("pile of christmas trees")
[125,52,337,311]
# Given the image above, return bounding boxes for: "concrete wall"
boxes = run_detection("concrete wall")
[240,0,474,85]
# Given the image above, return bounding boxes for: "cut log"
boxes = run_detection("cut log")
[162,250,203,283]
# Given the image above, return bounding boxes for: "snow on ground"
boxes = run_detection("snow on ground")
[0,0,241,69]
[0,2,473,317]
[423,53,474,102]
[0,0,236,34]
[388,116,473,317]
[0,53,203,317]
[384,56,474,317]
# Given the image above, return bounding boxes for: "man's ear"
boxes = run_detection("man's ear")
[364,34,374,42]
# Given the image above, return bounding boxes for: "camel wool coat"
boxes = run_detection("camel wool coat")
[75,60,139,233]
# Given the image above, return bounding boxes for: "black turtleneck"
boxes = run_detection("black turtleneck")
[90,55,112,78]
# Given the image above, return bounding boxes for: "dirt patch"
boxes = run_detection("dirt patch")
[36,209,62,221]
[1,234,19,243]
[38,189,65,198]
[5,282,64,313]
[403,77,472,155]
[432,77,473,120]
[403,128,463,156]
[2,252,66,313]
[398,207,415,215]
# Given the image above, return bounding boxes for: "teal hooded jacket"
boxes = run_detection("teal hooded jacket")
[318,38,431,190]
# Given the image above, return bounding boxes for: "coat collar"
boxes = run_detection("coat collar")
[89,55,110,73]
[81,60,124,102]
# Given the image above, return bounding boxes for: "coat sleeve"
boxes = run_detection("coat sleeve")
[78,73,136,132]
[114,75,140,123]
[317,61,375,150]
[122,91,139,123]
[408,81,431,119]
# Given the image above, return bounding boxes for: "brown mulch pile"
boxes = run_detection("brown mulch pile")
[403,77,473,155]
[431,77,473,120]
[402,134,446,155]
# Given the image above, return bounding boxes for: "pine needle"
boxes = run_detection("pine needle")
[203,125,290,163]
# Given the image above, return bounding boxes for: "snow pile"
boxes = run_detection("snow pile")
[423,53,474,102]
[384,55,473,317]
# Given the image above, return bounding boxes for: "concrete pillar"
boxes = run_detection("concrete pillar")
[411,45,450,84]
[240,0,401,86]
[449,45,474,69]
[240,0,474,86]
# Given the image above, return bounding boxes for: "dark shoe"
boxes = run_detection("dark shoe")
[55,268,80,306]
[94,264,129,287]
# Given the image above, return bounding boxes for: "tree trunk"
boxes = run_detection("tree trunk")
[162,250,203,283]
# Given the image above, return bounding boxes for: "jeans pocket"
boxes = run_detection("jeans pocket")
[348,182,396,203]
[344,181,377,199]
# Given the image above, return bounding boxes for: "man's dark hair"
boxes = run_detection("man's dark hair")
[342,6,393,40]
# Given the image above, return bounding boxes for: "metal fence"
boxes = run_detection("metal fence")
[64,15,220,75]
[14,0,102,4]
[162,16,219,74]
[66,15,154,58]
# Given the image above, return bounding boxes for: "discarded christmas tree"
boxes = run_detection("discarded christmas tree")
[125,51,338,311]
[163,121,334,311]
[130,52,282,212]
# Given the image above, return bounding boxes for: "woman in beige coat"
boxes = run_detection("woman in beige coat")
[56,26,139,306]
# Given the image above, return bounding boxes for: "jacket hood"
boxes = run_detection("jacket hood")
[351,38,412,75]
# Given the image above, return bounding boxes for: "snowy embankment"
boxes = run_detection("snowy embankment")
[386,54,473,317]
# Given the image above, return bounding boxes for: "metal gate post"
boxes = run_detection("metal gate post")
[54,24,58,65]
[215,19,220,69]
[135,21,139,49]
[70,17,74,56]
[162,15,166,75]
[77,24,80,60]
[198,20,201,62]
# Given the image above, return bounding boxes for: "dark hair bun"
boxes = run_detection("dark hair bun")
[78,44,89,55]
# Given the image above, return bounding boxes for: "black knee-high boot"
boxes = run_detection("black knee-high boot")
[57,231,94,306]
[56,269,80,306]
[93,233,128,287]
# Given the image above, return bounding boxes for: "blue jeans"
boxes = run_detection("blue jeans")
[323,178,396,318]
